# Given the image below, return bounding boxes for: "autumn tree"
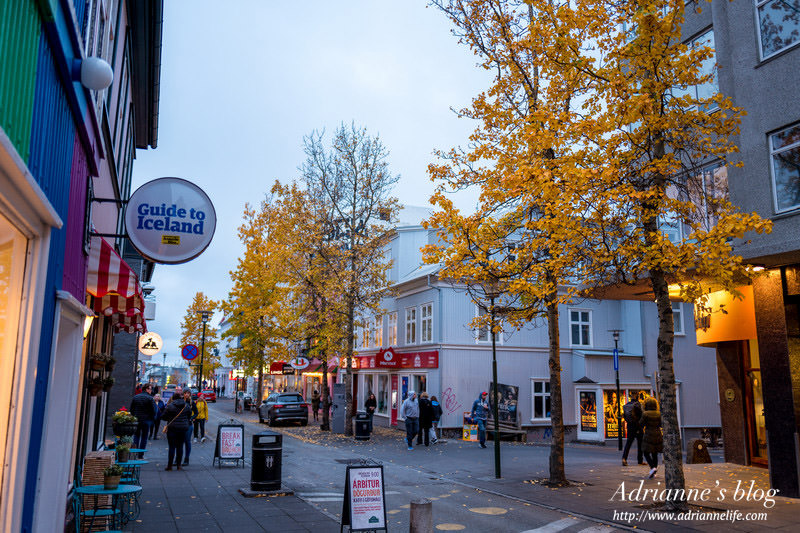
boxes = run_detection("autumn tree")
[301,123,399,435]
[427,0,609,485]
[179,292,220,389]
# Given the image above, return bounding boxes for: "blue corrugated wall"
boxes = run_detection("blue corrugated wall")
[20,29,76,532]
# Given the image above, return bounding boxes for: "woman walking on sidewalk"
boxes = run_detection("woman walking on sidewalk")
[640,397,663,479]
[430,395,443,443]
[162,394,191,470]
[194,395,209,442]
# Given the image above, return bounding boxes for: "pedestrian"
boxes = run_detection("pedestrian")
[418,392,434,446]
[430,395,443,444]
[640,397,663,478]
[150,394,165,440]
[364,392,377,431]
[130,383,156,451]
[471,391,490,449]
[311,390,321,422]
[161,391,191,471]
[400,391,419,451]
[194,394,209,442]
[621,392,645,466]
[182,389,198,465]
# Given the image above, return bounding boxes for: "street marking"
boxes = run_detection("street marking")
[303,497,343,502]
[388,509,401,515]
[436,525,466,531]
[469,507,507,515]
[297,492,342,497]
[521,518,579,532]
[576,526,615,532]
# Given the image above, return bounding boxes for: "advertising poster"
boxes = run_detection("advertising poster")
[462,412,478,441]
[580,391,597,432]
[604,390,625,439]
[343,465,387,531]
[219,426,243,459]
[489,383,519,423]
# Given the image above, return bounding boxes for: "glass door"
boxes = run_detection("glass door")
[744,341,767,465]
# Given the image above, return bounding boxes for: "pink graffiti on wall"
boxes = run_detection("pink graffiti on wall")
[442,387,462,414]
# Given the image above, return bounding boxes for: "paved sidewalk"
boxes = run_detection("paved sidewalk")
[127,416,340,533]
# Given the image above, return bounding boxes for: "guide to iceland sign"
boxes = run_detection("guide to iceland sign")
[125,177,216,264]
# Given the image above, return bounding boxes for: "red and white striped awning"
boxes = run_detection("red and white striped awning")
[87,237,147,333]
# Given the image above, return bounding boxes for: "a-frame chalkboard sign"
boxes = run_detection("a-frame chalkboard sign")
[340,460,387,532]
[213,420,245,468]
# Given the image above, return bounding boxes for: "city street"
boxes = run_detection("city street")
[128,400,797,532]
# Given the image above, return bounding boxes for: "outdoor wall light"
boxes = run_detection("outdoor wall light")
[72,57,114,91]
[83,314,96,339]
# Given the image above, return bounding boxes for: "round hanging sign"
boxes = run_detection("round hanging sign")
[290,357,310,370]
[138,332,162,356]
[124,177,216,264]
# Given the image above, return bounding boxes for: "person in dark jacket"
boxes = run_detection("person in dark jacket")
[640,397,663,478]
[621,392,645,466]
[364,393,377,431]
[311,390,321,421]
[162,394,191,470]
[418,392,434,446]
[471,391,489,448]
[130,384,156,450]
[150,394,165,440]
[430,395,443,444]
[181,389,198,466]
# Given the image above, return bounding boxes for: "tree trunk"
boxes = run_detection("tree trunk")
[257,350,264,406]
[546,291,568,486]
[321,360,330,431]
[344,299,355,436]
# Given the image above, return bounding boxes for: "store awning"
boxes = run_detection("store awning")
[87,237,146,333]
[269,361,287,375]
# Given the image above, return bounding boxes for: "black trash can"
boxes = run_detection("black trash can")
[355,411,371,441]
[251,431,282,491]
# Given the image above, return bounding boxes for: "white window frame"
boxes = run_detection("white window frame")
[569,308,593,347]
[405,307,417,345]
[360,325,369,349]
[475,305,490,343]
[770,123,800,213]
[420,302,433,343]
[388,312,397,346]
[373,315,383,348]
[673,302,685,336]
[531,379,552,422]
[755,0,800,61]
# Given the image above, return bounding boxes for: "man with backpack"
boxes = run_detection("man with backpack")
[622,392,645,466]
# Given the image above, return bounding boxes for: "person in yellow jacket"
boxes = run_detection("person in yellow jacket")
[194,394,209,443]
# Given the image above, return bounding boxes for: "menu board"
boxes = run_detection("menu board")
[580,391,597,432]
[342,465,387,532]
[214,423,245,467]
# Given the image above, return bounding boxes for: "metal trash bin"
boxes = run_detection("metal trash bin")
[354,411,371,441]
[251,431,282,491]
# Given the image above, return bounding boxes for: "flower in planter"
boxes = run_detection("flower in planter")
[117,436,134,446]
[104,464,124,477]
[102,377,115,391]
[112,407,137,424]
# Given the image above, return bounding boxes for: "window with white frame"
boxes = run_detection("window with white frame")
[421,303,433,343]
[672,302,684,335]
[531,379,551,420]
[361,324,369,349]
[405,307,417,344]
[373,315,383,348]
[388,312,397,346]
[770,123,800,212]
[756,0,800,60]
[672,30,718,112]
[569,309,592,347]
[475,305,489,342]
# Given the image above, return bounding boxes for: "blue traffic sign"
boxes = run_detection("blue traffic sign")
[182,344,199,361]
[613,348,619,371]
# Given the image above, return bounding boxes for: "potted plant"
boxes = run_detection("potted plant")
[102,376,115,392]
[90,353,111,371]
[115,442,131,463]
[105,355,116,371]
[111,407,138,437]
[87,377,103,397]
[103,464,124,490]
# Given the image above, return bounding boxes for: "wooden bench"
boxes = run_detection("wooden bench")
[487,419,527,442]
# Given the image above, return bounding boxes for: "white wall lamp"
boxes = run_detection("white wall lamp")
[72,57,114,91]
[83,314,96,339]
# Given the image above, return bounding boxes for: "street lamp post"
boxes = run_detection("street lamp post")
[198,310,210,390]
[490,295,501,479]
[611,329,623,451]
[162,353,167,387]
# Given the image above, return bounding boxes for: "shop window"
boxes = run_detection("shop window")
[421,302,433,343]
[373,315,383,348]
[405,307,417,344]
[756,0,800,59]
[388,312,397,346]
[377,374,389,414]
[531,379,551,420]
[604,390,624,439]
[673,302,684,335]
[412,374,427,394]
[569,309,592,347]
[362,374,375,409]
[770,123,800,212]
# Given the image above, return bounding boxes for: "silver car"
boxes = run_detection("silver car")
[258,393,309,426]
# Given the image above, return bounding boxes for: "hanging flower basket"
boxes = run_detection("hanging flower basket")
[87,378,104,396]
[112,422,138,437]
[90,353,111,371]
[102,377,115,392]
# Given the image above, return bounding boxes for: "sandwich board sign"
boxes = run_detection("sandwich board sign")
[213,421,245,468]
[341,464,387,532]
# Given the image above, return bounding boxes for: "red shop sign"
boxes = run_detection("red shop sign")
[400,351,439,369]
[376,347,400,368]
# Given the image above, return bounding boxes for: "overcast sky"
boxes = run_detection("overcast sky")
[131,1,489,367]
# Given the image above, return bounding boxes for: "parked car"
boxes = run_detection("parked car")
[190,387,199,401]
[258,393,308,426]
[200,389,216,402]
